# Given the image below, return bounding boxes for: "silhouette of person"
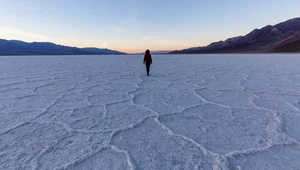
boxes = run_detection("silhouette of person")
[143,49,152,76]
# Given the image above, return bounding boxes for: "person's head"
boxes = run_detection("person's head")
[145,49,150,55]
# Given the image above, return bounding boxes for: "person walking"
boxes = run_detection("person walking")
[143,49,152,76]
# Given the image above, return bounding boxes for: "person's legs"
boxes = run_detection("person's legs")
[146,63,150,76]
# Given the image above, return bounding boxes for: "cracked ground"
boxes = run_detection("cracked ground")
[1,54,300,170]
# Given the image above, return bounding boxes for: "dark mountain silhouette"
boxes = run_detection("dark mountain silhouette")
[132,50,171,55]
[170,17,300,54]
[81,48,126,55]
[0,39,126,55]
[273,39,300,52]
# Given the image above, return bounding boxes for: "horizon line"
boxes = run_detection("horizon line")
[0,37,186,54]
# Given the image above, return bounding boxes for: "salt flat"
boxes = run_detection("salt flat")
[1,54,300,170]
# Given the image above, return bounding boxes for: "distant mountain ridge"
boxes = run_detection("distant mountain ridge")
[170,17,300,54]
[132,50,171,55]
[0,39,126,55]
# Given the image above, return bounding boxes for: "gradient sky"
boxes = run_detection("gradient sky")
[1,0,299,53]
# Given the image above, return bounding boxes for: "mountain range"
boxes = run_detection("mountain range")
[0,39,126,55]
[170,17,300,54]
[2,17,300,55]
[132,50,171,55]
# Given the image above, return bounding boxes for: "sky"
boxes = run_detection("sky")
[0,0,299,53]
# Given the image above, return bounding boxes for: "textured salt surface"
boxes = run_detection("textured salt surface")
[0,54,300,170]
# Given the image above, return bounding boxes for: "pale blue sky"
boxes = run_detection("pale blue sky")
[0,0,299,53]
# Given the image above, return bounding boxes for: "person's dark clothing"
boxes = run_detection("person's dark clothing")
[144,53,152,64]
[146,62,150,76]
[144,53,152,76]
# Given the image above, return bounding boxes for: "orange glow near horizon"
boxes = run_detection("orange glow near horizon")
[114,42,210,54]
[97,42,210,54]
[0,27,211,54]
[55,36,212,54]
[73,43,210,54]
